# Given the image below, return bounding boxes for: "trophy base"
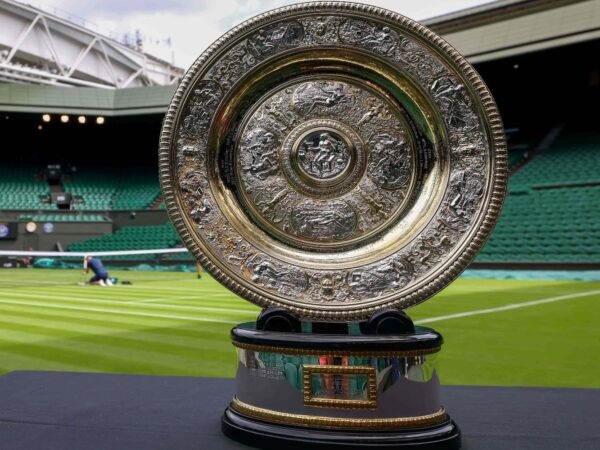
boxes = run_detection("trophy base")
[223,406,461,449]
[223,318,461,449]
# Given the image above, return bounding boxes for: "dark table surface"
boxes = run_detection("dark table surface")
[0,371,599,450]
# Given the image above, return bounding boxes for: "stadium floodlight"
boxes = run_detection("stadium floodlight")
[42,114,51,122]
[96,116,105,125]
[78,116,86,124]
[60,115,69,123]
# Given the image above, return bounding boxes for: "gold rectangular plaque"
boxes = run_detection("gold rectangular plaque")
[302,364,377,409]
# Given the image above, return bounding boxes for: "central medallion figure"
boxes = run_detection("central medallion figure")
[297,131,351,180]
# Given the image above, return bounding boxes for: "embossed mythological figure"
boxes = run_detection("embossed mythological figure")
[368,133,411,189]
[299,132,349,178]
[293,82,349,114]
[240,128,279,180]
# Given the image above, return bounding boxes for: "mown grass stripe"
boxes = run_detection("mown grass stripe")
[133,295,231,303]
[0,351,85,373]
[8,285,244,302]
[0,335,186,375]
[0,298,242,324]
[7,290,255,313]
[2,269,598,385]
[0,313,232,354]
[417,290,600,324]
[0,323,231,369]
[409,281,596,320]
[15,286,200,299]
[0,304,234,342]
[0,301,232,331]
[2,291,258,315]
[0,336,235,377]
[98,284,236,294]
[90,285,232,295]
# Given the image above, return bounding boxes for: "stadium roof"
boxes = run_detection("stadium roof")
[0,0,183,88]
[425,0,600,63]
[0,83,176,116]
[1,0,598,115]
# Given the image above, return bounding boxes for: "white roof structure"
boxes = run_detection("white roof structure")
[0,0,183,88]
[0,0,598,114]
[426,0,600,63]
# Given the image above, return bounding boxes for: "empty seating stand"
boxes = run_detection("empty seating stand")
[19,214,108,223]
[510,131,600,189]
[0,165,53,210]
[477,127,600,264]
[68,223,181,260]
[64,167,161,211]
[2,132,597,266]
[0,165,161,212]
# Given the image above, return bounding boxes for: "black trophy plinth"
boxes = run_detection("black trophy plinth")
[222,309,461,449]
[223,408,460,449]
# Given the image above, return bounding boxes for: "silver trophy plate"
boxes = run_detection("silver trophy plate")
[159,2,507,320]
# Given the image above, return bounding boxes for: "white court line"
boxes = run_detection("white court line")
[0,299,241,324]
[0,280,200,290]
[128,286,240,298]
[0,291,257,315]
[416,290,600,325]
[134,295,211,303]
[0,280,78,285]
[117,286,234,294]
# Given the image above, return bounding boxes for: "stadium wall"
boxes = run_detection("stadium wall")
[0,221,112,252]
[0,210,168,253]
[109,210,169,229]
[0,84,176,116]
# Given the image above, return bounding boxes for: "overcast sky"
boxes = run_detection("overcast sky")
[19,0,498,68]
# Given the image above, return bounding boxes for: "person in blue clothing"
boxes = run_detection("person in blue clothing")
[83,255,113,286]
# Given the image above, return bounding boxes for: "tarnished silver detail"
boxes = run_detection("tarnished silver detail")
[236,78,415,251]
[293,81,351,115]
[243,253,309,296]
[240,128,280,181]
[368,133,412,190]
[159,3,507,320]
[440,170,485,231]
[338,19,402,55]
[290,200,357,241]
[348,256,414,297]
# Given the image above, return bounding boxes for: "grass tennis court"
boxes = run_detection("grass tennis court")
[0,268,598,388]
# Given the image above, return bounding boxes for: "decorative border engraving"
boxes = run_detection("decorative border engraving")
[232,340,442,358]
[231,397,448,430]
[159,2,507,320]
[236,80,413,250]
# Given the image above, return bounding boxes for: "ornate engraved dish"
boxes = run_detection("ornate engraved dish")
[159,2,507,320]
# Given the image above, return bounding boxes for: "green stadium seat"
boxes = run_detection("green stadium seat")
[67,223,183,254]
[477,127,600,264]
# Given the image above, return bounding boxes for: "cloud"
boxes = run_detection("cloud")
[36,0,203,18]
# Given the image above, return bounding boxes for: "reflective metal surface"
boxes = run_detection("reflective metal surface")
[235,348,441,419]
[159,2,507,320]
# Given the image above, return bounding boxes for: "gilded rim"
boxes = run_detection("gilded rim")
[233,340,442,357]
[159,2,507,320]
[231,397,448,430]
